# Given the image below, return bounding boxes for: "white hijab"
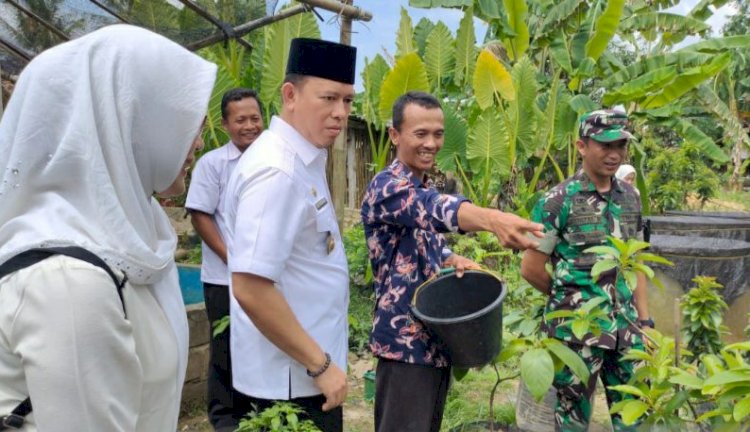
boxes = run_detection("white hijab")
[615,164,636,181]
[0,23,216,396]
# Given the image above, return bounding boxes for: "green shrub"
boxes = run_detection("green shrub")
[681,276,729,359]
[343,223,372,289]
[647,141,721,213]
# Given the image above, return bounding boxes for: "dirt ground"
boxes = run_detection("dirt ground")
[177,354,617,432]
[177,354,374,432]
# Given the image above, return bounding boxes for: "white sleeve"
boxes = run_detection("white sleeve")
[228,167,306,282]
[185,153,220,214]
[8,258,141,432]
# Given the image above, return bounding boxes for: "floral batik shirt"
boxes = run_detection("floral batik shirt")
[361,160,469,367]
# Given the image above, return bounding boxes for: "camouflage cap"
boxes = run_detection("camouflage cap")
[579,109,634,143]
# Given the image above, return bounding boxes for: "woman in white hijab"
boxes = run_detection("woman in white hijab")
[0,25,216,431]
[615,164,640,196]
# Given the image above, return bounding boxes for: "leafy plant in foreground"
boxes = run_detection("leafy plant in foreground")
[681,276,729,360]
[236,402,321,432]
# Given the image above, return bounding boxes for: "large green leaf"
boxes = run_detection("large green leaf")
[413,18,436,57]
[603,51,715,87]
[396,7,417,58]
[510,56,538,159]
[619,400,649,426]
[695,84,750,155]
[554,91,578,151]
[454,7,476,87]
[361,55,391,126]
[679,35,750,54]
[568,94,597,114]
[539,0,587,37]
[437,104,467,172]
[378,53,431,122]
[603,67,678,106]
[520,348,555,401]
[503,0,529,60]
[424,22,455,93]
[477,0,501,18]
[467,108,510,176]
[670,118,730,163]
[543,339,590,383]
[569,29,590,71]
[620,13,710,42]
[688,0,731,21]
[585,0,625,62]
[260,10,320,113]
[549,31,573,74]
[473,50,515,110]
[734,394,750,422]
[641,52,731,108]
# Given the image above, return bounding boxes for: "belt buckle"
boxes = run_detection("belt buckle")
[1,413,25,429]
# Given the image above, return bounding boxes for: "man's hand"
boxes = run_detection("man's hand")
[490,211,544,250]
[314,363,348,411]
[443,254,481,278]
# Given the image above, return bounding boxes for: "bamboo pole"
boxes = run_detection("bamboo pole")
[331,0,353,229]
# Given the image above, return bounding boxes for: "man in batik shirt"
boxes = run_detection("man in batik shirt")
[521,110,653,432]
[361,91,544,432]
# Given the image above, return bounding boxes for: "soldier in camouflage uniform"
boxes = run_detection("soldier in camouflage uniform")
[520,110,653,431]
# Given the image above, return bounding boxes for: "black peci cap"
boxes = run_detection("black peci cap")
[286,38,357,85]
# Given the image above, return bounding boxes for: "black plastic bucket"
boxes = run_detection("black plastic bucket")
[412,269,506,368]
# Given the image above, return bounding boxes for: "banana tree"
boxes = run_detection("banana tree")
[194,3,321,152]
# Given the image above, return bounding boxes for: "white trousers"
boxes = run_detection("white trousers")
[0,255,181,431]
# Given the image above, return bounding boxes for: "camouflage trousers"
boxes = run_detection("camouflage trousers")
[553,340,644,432]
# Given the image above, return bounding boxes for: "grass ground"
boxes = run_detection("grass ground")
[687,188,750,211]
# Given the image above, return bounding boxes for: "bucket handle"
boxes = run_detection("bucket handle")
[412,267,455,306]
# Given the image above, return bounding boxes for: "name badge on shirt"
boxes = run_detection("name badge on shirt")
[315,198,328,210]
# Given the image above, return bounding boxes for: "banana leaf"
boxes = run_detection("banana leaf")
[503,0,529,60]
[670,118,730,163]
[584,0,625,62]
[641,52,731,109]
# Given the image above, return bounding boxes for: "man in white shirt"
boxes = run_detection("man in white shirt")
[224,38,355,432]
[185,88,264,432]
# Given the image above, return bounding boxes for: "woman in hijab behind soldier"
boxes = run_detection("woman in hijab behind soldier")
[0,25,216,431]
[616,164,640,195]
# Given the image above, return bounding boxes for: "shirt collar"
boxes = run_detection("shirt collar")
[389,159,430,187]
[269,116,326,166]
[226,141,243,160]
[574,169,623,193]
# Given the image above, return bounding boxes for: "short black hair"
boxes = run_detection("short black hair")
[283,73,309,87]
[221,88,263,120]
[392,91,442,131]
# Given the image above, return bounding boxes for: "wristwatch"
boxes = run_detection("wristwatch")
[638,318,655,329]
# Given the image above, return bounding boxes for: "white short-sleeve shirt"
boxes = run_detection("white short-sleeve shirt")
[224,116,349,400]
[185,142,242,285]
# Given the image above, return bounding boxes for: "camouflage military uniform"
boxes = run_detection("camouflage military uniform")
[531,169,644,432]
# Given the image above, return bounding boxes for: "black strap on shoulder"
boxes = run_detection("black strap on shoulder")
[0,246,127,317]
[0,247,128,430]
[0,397,31,430]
